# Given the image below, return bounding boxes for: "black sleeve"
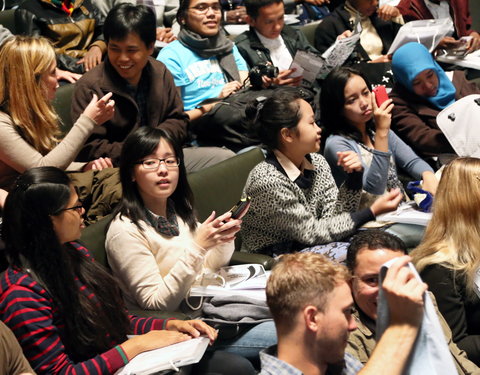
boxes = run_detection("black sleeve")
[421,264,480,365]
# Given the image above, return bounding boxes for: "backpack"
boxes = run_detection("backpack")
[192,86,315,152]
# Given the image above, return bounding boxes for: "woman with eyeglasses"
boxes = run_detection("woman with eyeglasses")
[0,166,243,375]
[157,0,249,122]
[0,36,115,192]
[105,126,276,363]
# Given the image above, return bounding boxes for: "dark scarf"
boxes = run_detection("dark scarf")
[177,27,240,82]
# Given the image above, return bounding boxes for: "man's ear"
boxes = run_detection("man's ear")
[303,305,321,333]
[246,15,255,27]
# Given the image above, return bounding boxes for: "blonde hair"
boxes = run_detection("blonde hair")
[412,157,480,298]
[266,252,350,330]
[0,36,59,154]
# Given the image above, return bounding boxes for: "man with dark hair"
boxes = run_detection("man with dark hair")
[235,0,319,87]
[261,251,427,375]
[157,0,248,121]
[346,230,479,374]
[72,3,234,172]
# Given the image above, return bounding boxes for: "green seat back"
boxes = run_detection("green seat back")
[0,10,16,34]
[299,20,322,47]
[187,147,265,221]
[52,83,75,136]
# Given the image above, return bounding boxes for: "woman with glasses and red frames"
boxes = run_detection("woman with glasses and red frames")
[0,166,250,374]
[157,0,249,122]
[105,126,276,365]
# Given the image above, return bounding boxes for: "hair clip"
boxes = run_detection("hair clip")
[254,96,267,122]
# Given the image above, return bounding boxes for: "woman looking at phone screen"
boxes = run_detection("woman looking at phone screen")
[322,66,437,205]
[105,126,276,362]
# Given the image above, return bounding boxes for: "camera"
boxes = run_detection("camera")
[249,63,279,90]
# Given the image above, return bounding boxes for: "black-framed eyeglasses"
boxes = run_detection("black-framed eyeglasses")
[189,3,222,13]
[136,157,181,170]
[55,202,84,215]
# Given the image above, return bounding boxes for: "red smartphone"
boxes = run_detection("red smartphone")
[373,85,389,107]
[229,196,251,219]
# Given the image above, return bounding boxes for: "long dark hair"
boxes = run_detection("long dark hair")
[246,88,302,150]
[116,127,197,232]
[2,167,130,361]
[320,67,375,143]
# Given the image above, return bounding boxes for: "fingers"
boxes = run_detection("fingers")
[88,93,99,106]
[189,320,218,342]
[91,157,113,170]
[202,211,217,225]
[337,151,363,173]
[99,92,113,103]
[378,98,394,113]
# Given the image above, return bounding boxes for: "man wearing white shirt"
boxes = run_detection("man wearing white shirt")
[235,0,320,87]
[396,0,480,52]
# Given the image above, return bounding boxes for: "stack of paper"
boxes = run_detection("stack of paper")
[115,336,210,375]
[376,202,432,226]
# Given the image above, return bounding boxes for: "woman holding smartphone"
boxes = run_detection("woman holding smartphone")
[0,166,247,375]
[241,89,403,257]
[322,67,437,206]
[105,126,275,362]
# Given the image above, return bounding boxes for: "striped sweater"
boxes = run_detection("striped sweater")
[0,242,168,375]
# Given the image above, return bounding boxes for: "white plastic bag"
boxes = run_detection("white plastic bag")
[436,94,480,157]
[388,18,454,55]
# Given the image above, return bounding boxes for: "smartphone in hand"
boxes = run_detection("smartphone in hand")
[373,85,389,107]
[229,196,251,219]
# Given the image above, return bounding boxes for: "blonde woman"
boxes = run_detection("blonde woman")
[0,36,115,191]
[411,157,480,366]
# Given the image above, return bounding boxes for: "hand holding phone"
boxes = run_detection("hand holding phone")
[373,85,389,107]
[229,196,251,219]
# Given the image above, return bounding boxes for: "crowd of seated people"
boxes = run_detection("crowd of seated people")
[2,0,480,374]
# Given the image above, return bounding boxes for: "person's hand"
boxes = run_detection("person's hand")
[77,45,103,72]
[82,92,115,125]
[302,0,330,6]
[0,188,8,209]
[194,211,242,250]
[55,68,82,83]
[421,171,438,196]
[337,30,352,40]
[382,256,427,328]
[368,54,392,63]
[437,36,462,50]
[156,27,176,43]
[467,32,480,53]
[337,151,363,173]
[372,94,393,135]
[122,329,191,359]
[166,319,218,344]
[82,157,113,171]
[377,5,401,21]
[370,188,403,216]
[219,81,242,98]
[225,6,247,24]
[264,68,302,87]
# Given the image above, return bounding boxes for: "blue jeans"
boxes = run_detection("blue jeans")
[211,321,277,361]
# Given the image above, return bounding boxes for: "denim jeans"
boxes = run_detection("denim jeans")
[211,321,277,361]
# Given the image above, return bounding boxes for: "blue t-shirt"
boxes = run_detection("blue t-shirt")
[157,40,248,110]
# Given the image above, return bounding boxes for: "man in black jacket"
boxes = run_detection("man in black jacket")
[235,0,320,87]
